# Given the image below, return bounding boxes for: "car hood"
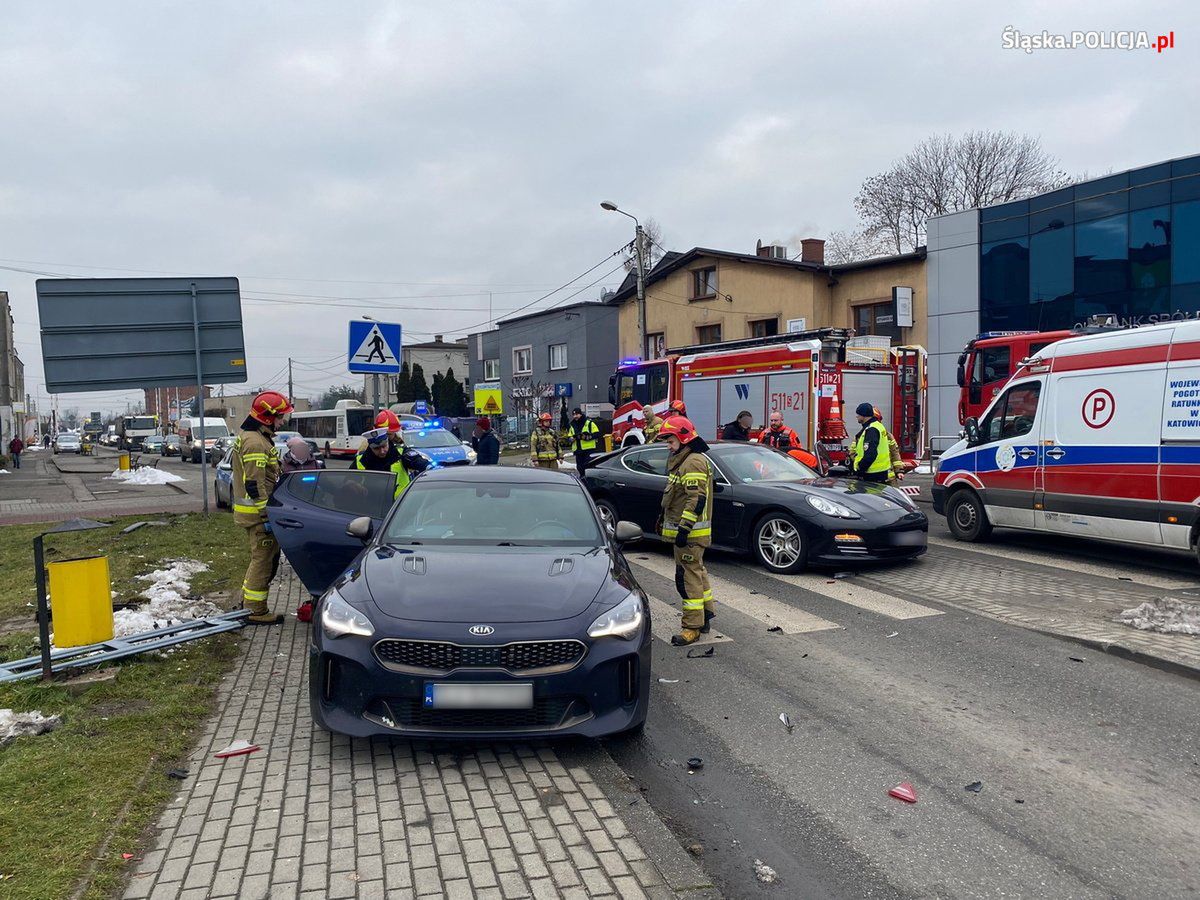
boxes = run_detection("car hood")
[416,445,468,464]
[757,478,917,515]
[359,545,612,623]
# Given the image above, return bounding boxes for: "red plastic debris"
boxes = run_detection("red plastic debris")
[122,853,135,860]
[296,601,314,623]
[888,782,918,803]
[214,739,260,759]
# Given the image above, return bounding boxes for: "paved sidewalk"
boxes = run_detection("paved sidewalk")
[124,568,711,900]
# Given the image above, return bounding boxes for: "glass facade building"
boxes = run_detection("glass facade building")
[979,154,1200,332]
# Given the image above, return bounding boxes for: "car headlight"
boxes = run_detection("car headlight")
[466,449,477,462]
[806,495,861,519]
[587,593,645,640]
[320,590,375,640]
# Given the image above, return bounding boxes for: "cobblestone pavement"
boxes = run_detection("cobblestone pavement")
[123,567,713,900]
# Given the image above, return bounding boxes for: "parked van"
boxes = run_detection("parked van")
[177,417,232,464]
[933,321,1200,560]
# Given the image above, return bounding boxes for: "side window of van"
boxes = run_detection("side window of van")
[981,383,1042,443]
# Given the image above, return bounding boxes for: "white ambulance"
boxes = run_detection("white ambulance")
[933,320,1200,560]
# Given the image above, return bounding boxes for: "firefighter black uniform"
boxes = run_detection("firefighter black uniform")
[530,414,562,469]
[232,391,294,625]
[656,416,715,646]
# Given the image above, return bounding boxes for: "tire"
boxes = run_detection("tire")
[215,482,228,509]
[595,498,620,536]
[753,512,809,574]
[946,489,993,542]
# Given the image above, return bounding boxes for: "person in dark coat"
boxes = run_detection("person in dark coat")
[472,417,500,465]
[721,411,753,441]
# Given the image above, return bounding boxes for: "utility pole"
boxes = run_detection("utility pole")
[634,224,647,359]
[288,357,294,402]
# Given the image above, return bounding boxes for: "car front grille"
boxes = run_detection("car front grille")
[373,639,587,675]
[374,697,587,732]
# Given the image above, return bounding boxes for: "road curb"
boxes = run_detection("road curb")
[1032,628,1200,682]
[558,741,721,899]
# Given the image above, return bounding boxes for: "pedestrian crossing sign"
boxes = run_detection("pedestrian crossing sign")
[474,384,503,415]
[348,321,402,374]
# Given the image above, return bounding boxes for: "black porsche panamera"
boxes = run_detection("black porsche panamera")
[582,441,927,573]
[266,466,652,740]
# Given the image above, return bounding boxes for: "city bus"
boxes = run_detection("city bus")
[289,401,377,459]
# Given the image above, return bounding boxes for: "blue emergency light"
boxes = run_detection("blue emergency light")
[620,357,642,367]
[301,474,317,482]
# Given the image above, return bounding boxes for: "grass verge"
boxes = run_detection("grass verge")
[0,512,247,899]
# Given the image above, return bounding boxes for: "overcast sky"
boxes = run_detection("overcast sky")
[2,0,1197,415]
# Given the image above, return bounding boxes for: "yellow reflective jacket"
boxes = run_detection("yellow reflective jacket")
[850,420,892,475]
[232,425,279,525]
[660,447,713,545]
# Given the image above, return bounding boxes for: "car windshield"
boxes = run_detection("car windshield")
[274,431,300,443]
[384,481,601,546]
[57,434,77,442]
[165,435,179,445]
[401,428,461,449]
[715,443,817,483]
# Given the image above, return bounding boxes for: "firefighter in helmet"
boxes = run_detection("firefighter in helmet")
[663,399,688,422]
[530,412,562,469]
[232,390,294,624]
[375,409,406,447]
[656,417,715,646]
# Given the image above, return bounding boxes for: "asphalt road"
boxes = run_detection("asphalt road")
[608,534,1200,898]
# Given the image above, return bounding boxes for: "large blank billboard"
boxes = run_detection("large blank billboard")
[37,277,248,394]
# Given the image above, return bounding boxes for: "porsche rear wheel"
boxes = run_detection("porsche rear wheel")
[754,513,808,574]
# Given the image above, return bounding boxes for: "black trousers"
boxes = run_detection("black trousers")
[858,470,889,484]
[574,450,594,474]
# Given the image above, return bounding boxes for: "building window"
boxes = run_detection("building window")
[1129,205,1170,290]
[696,323,722,344]
[749,318,779,339]
[1075,213,1128,298]
[483,358,500,381]
[549,343,567,370]
[512,346,532,375]
[1173,200,1200,285]
[853,302,901,341]
[646,332,666,359]
[691,267,718,299]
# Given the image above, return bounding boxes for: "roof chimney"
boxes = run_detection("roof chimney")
[434,334,443,343]
[800,238,825,266]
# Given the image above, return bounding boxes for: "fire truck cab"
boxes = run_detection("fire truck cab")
[609,329,927,467]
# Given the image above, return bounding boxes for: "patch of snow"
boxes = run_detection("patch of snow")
[1117,597,1200,636]
[110,559,218,638]
[0,709,62,746]
[753,859,778,884]
[106,467,185,486]
[913,464,933,474]
[0,469,10,475]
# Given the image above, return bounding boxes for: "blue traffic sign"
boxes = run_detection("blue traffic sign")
[554,383,573,397]
[414,400,429,415]
[348,321,402,374]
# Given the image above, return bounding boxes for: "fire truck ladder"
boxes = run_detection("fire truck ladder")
[667,328,856,357]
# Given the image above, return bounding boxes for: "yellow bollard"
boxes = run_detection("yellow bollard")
[47,556,113,647]
[119,452,131,471]
[604,434,614,453]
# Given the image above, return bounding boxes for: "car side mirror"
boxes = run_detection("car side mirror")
[346,516,374,541]
[614,521,643,544]
[964,417,981,446]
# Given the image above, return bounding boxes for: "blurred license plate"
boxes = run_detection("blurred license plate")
[424,683,533,709]
[891,530,926,546]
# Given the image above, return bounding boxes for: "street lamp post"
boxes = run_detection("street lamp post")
[601,201,647,360]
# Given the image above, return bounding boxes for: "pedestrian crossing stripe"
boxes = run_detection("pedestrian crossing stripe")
[757,568,942,620]
[646,596,731,646]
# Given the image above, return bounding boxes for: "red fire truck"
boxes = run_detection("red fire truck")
[956,318,1123,424]
[608,329,927,466]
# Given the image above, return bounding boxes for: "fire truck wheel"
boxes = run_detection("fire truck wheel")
[946,489,992,542]
[753,513,808,574]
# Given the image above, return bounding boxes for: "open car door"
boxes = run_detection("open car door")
[266,470,398,597]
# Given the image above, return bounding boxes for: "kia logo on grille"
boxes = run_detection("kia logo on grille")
[469,625,495,636]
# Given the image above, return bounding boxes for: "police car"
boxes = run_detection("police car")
[400,420,476,467]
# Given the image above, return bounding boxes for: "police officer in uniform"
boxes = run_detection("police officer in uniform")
[530,413,562,469]
[849,402,892,483]
[656,417,715,646]
[232,390,293,624]
[354,427,429,497]
[568,407,601,473]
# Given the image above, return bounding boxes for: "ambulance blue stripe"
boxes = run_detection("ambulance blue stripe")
[942,444,1175,475]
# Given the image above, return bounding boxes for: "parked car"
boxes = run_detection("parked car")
[207,435,234,466]
[266,466,650,739]
[399,424,475,466]
[583,441,927,574]
[161,434,181,456]
[214,449,234,509]
[142,435,165,454]
[53,433,81,454]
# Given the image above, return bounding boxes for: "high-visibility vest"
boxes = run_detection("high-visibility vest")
[850,420,892,474]
[355,449,411,498]
[571,419,600,452]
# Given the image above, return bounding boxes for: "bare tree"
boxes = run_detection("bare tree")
[853,131,1072,253]
[622,217,667,273]
[823,228,896,265]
